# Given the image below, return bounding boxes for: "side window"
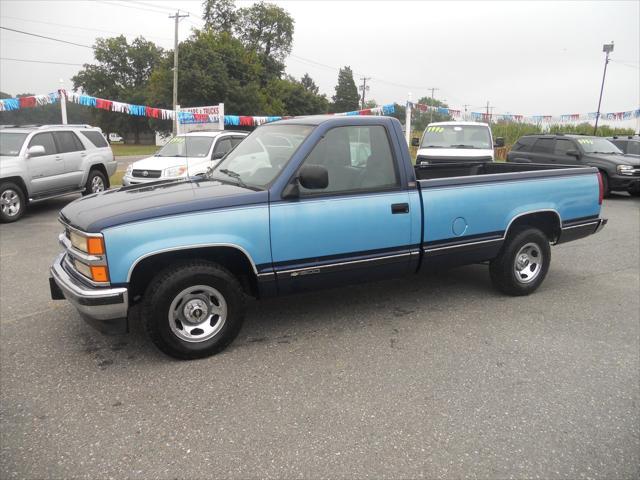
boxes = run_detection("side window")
[513,137,535,152]
[213,138,232,157]
[231,137,245,148]
[80,131,108,148]
[28,133,57,155]
[553,139,575,155]
[531,138,554,154]
[627,142,640,155]
[299,125,399,195]
[54,131,84,153]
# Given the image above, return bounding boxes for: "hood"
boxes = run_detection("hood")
[131,155,209,171]
[60,178,267,233]
[588,153,640,166]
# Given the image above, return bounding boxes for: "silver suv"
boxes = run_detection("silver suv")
[0,125,117,223]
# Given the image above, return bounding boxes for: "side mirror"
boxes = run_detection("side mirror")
[299,165,328,189]
[411,137,420,147]
[566,150,581,158]
[212,151,226,160]
[494,137,505,148]
[27,145,46,157]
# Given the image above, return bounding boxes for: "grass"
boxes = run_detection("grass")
[111,144,159,156]
[110,170,124,187]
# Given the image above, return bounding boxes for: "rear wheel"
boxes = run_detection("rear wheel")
[0,182,26,223]
[142,261,245,359]
[489,227,550,296]
[83,169,107,196]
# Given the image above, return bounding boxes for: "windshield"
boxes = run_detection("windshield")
[0,132,28,156]
[421,125,491,149]
[576,137,622,154]
[156,136,214,158]
[209,124,314,188]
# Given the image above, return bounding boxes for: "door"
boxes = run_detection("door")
[270,124,414,293]
[529,137,555,163]
[53,131,86,187]
[26,132,64,195]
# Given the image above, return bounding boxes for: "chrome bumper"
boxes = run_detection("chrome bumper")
[50,253,129,332]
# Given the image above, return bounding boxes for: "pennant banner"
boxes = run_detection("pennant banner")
[0,91,60,112]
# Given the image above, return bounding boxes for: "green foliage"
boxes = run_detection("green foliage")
[363,99,378,109]
[263,76,328,116]
[300,73,319,95]
[331,66,359,113]
[203,0,237,33]
[0,91,93,125]
[235,1,294,62]
[547,122,634,137]
[491,121,635,147]
[72,35,165,142]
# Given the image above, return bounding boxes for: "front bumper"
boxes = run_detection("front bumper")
[122,174,161,186]
[609,174,640,192]
[49,253,129,334]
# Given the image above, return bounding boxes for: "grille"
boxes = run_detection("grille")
[132,169,162,178]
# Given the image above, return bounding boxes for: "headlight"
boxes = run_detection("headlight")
[617,165,635,175]
[126,164,133,175]
[164,165,188,177]
[69,230,105,255]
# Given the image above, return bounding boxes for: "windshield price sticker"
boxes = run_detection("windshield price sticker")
[426,126,444,133]
[578,139,594,144]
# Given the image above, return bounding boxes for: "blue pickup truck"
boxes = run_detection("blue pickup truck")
[50,116,607,359]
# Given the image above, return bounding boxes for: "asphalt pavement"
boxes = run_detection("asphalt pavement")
[1,193,638,479]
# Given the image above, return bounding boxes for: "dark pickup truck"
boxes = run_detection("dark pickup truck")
[50,116,607,359]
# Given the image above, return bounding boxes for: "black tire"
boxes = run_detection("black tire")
[0,182,26,223]
[629,189,640,197]
[489,227,551,296]
[600,171,611,198]
[142,260,246,359]
[83,169,108,196]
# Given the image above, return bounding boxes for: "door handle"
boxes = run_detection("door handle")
[55,156,63,161]
[391,203,409,214]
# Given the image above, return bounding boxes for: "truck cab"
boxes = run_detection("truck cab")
[413,121,502,164]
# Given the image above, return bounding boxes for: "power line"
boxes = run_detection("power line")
[0,14,173,42]
[0,57,85,66]
[98,0,172,15]
[0,26,94,49]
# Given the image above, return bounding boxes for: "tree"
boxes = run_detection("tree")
[203,0,236,33]
[331,66,359,113]
[263,76,328,116]
[72,35,164,143]
[363,99,378,109]
[411,96,452,132]
[300,73,319,95]
[235,1,294,81]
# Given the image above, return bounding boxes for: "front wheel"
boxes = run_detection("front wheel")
[83,169,107,196]
[142,261,246,359]
[489,227,551,296]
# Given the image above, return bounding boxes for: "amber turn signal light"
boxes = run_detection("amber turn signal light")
[90,265,109,282]
[87,237,105,255]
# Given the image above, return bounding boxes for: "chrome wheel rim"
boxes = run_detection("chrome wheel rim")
[168,285,227,343]
[513,242,543,284]
[91,175,105,193]
[1,189,21,217]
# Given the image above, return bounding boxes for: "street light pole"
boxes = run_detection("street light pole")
[594,41,614,135]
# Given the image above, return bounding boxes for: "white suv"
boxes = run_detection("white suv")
[0,125,117,223]
[123,131,248,186]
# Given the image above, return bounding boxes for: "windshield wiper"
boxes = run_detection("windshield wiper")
[218,168,247,187]
[450,144,477,149]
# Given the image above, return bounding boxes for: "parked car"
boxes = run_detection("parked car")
[507,134,640,196]
[0,124,117,223]
[412,121,504,164]
[108,133,123,143]
[122,131,248,186]
[50,116,606,359]
[609,135,640,157]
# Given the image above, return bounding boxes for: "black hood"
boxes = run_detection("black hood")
[587,153,640,166]
[60,179,268,233]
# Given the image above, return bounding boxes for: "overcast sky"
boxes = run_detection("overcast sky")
[1,0,638,127]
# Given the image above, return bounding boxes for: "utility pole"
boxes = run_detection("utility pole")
[428,87,439,123]
[170,10,189,136]
[463,104,471,121]
[594,41,614,135]
[485,101,495,123]
[59,78,67,125]
[359,77,371,110]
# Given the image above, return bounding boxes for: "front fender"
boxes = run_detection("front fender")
[103,205,271,284]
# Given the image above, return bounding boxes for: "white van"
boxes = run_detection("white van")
[123,131,247,186]
[412,121,503,164]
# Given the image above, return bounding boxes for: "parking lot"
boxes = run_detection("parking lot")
[1,194,638,479]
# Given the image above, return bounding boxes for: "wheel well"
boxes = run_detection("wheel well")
[506,211,561,243]
[88,164,110,188]
[0,177,28,199]
[128,246,259,302]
